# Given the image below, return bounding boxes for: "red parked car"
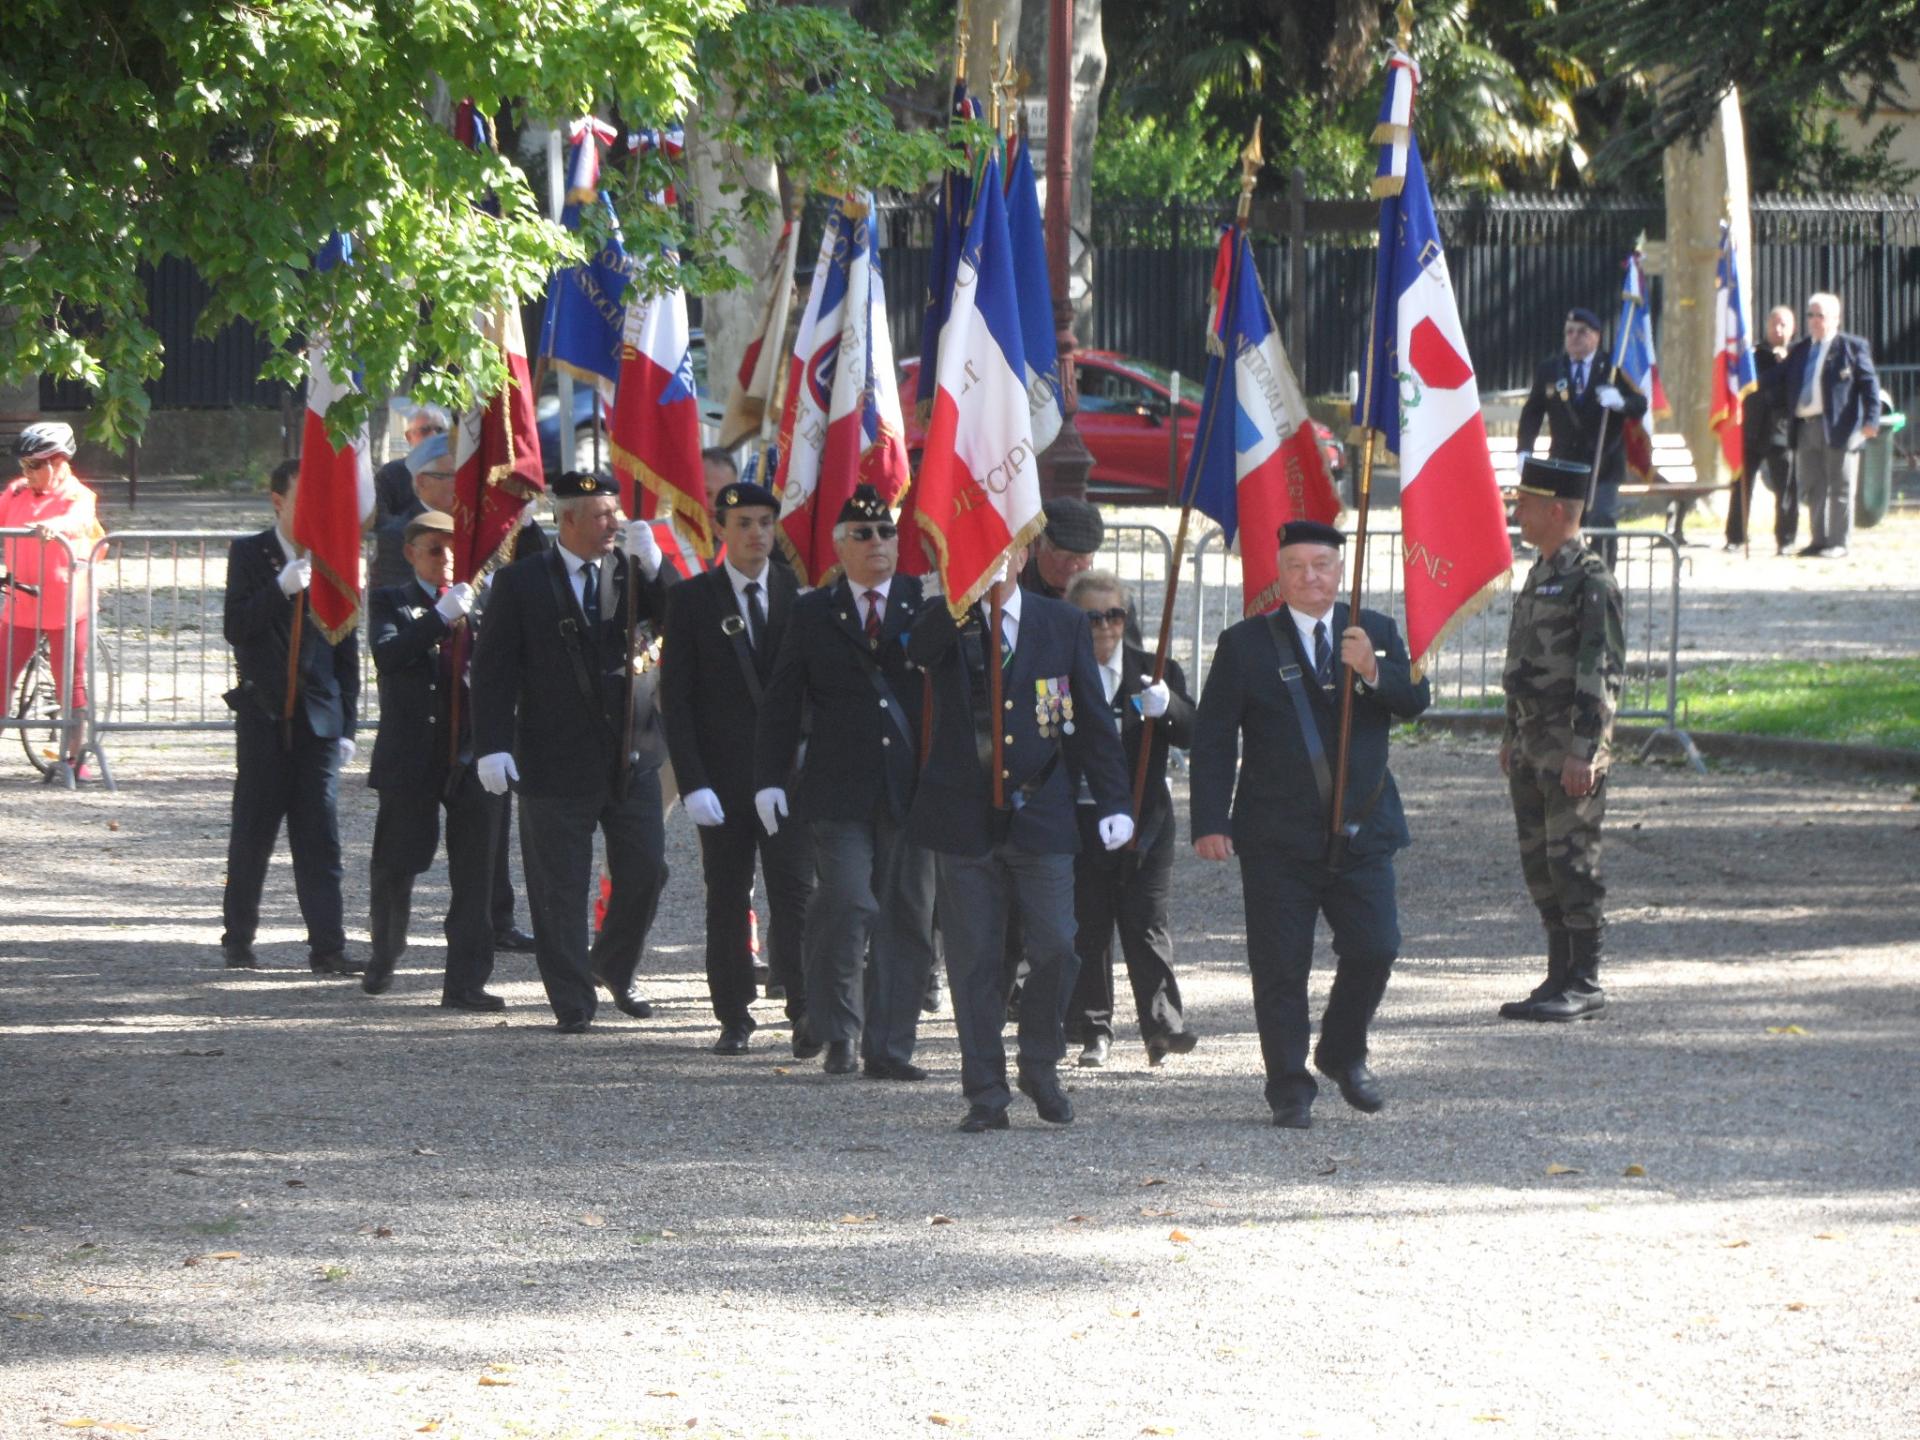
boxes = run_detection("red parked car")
[898,348,1345,506]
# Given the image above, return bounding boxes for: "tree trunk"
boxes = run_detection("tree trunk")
[684,99,781,416]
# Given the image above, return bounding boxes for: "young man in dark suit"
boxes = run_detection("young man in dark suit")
[754,485,936,1079]
[659,479,812,1056]
[1515,307,1648,535]
[361,510,504,1010]
[1061,570,1199,1070]
[908,545,1133,1133]
[470,471,677,1032]
[1190,520,1430,1130]
[1762,291,1881,559]
[218,457,363,976]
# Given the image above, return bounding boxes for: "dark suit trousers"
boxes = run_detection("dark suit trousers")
[806,809,936,1063]
[695,810,814,1028]
[1725,448,1795,549]
[221,714,345,956]
[518,772,667,1026]
[368,770,502,993]
[1237,848,1399,1107]
[489,793,521,933]
[1069,819,1186,1044]
[936,846,1079,1110]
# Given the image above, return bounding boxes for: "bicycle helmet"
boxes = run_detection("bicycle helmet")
[14,422,76,462]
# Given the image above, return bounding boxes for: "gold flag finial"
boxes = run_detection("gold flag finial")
[998,51,1021,141]
[987,19,1001,129]
[955,5,969,85]
[1236,118,1264,222]
[1397,0,1414,50]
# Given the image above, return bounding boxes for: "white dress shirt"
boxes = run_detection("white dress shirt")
[723,558,773,630]
[1797,338,1832,419]
[852,575,894,632]
[1097,648,1124,705]
[558,543,606,617]
[1287,603,1336,666]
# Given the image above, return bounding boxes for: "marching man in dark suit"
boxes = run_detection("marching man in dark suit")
[361,510,504,1010]
[659,479,813,1056]
[1190,520,1430,1129]
[1516,306,1648,536]
[471,471,677,1033]
[1062,570,1198,1069]
[754,485,937,1080]
[1762,290,1881,559]
[908,545,1133,1133]
[218,458,363,976]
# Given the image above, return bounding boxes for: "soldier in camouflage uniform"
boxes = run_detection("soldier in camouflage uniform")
[1498,455,1625,1021]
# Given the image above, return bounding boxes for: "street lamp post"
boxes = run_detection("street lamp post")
[1039,0,1093,501]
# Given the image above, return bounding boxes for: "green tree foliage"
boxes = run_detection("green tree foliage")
[0,0,945,445]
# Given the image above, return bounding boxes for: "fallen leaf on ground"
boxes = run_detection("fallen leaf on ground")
[171,1168,204,1177]
[1785,1302,1808,1312]
[838,1213,877,1225]
[416,1422,442,1433]
[373,1226,394,1239]
[411,1146,438,1156]
[1138,1177,1169,1188]
[580,1213,605,1228]
[1142,1427,1176,1436]
[929,1417,953,1427]
[1765,1025,1807,1036]
[1545,1163,1582,1176]
[1623,1164,1647,1178]
[1317,1163,1338,1176]
[10,1312,46,1321]
[1722,1239,1751,1249]
[1139,1207,1174,1219]
[1471,1416,1508,1424]
[645,1389,679,1398]
[179,1049,223,1058]
[1199,1199,1231,1209]
[659,1229,676,1238]
[1110,1307,1140,1318]
[1065,1214,1089,1224]
[55,1423,99,1431]
[1169,1229,1192,1244]
[772,1066,791,1076]
[107,820,120,832]
[180,1256,201,1267]
[478,1374,513,1386]
[928,1214,955,1226]
[284,1180,305,1188]
[1814,1232,1841,1240]
[207,1251,244,1261]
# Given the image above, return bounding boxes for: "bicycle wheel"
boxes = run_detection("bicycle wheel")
[16,640,66,776]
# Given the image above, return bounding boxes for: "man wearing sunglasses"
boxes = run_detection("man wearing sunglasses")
[754,485,937,1079]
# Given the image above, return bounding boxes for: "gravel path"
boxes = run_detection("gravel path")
[4,730,1917,1439]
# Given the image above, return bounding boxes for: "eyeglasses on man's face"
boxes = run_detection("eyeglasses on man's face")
[846,524,897,542]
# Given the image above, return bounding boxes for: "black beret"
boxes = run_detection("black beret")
[1277,519,1346,549]
[715,480,779,514]
[1565,307,1603,332]
[403,509,455,545]
[1042,496,1104,554]
[836,483,891,525]
[552,469,614,499]
[1516,454,1591,502]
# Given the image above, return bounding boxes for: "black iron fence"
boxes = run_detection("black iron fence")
[41,194,1920,414]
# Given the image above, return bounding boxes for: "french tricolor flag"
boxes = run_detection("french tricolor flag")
[610,249,709,559]
[772,193,909,584]
[913,151,1044,618]
[1187,225,1340,616]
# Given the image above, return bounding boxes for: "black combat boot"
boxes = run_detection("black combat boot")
[1500,924,1571,1020]
[1531,927,1606,1021]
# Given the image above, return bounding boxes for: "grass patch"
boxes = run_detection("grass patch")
[1677,659,1920,749]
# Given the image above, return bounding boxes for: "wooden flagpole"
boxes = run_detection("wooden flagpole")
[282,586,305,753]
[1585,234,1645,515]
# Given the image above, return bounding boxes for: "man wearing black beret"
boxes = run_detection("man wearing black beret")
[1515,306,1648,540]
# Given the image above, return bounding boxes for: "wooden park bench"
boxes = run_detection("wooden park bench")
[1484,430,1729,537]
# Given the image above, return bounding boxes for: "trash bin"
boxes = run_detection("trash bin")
[1856,410,1906,529]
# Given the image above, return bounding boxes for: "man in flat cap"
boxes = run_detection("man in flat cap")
[660,478,813,1056]
[471,470,677,1032]
[361,511,504,1009]
[755,484,937,1079]
[1018,495,1105,600]
[1499,456,1624,1022]
[1190,520,1429,1129]
[1516,306,1647,539]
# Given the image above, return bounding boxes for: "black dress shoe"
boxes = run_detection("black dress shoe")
[1270,1098,1313,1129]
[1146,1030,1199,1067]
[958,1104,1010,1133]
[1077,1035,1111,1069]
[222,946,261,970]
[441,988,506,1012]
[863,1057,929,1081]
[1017,1066,1074,1124]
[361,958,397,995]
[1796,543,1827,557]
[310,951,366,977]
[493,926,537,953]
[1315,1059,1386,1114]
[556,1016,591,1034]
[823,1040,858,1075]
[1530,985,1606,1022]
[791,1018,825,1060]
[713,1023,753,1055]
[593,972,653,1018]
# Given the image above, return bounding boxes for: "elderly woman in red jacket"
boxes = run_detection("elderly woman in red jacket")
[2,423,105,774]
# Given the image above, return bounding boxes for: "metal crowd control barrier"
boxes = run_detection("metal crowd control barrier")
[1,527,88,789]
[1187,525,1703,771]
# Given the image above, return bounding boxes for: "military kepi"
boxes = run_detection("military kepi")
[715,479,779,514]
[552,469,612,499]
[837,483,891,524]
[1516,454,1592,501]
[1277,519,1346,549]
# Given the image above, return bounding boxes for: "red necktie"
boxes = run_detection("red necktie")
[864,589,883,641]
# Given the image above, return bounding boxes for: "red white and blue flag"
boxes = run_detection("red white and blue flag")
[609,248,709,558]
[772,193,910,585]
[913,151,1045,618]
[452,301,546,585]
[718,215,799,450]
[291,232,375,643]
[536,116,627,406]
[1354,49,1511,675]
[1003,134,1063,454]
[1614,245,1669,480]
[1186,225,1341,616]
[1709,221,1756,473]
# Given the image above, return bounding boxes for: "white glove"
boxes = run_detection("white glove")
[1137,677,1170,718]
[1596,384,1625,412]
[684,787,726,827]
[1098,814,1135,851]
[476,751,519,795]
[1515,448,1532,470]
[336,738,357,767]
[623,518,663,579]
[755,787,789,836]
[434,582,475,623]
[921,566,943,600]
[277,556,311,596]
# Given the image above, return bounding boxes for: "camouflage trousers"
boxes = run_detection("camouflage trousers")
[1507,761,1607,932]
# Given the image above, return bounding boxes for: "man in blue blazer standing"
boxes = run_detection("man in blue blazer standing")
[908,544,1134,1133]
[1763,291,1880,559]
[1190,521,1430,1130]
